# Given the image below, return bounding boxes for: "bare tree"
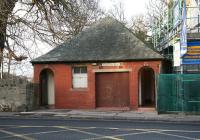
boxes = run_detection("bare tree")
[146,0,170,23]
[129,15,152,46]
[141,0,174,48]
[107,0,127,24]
[0,0,102,77]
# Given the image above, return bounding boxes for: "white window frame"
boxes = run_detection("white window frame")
[72,66,88,88]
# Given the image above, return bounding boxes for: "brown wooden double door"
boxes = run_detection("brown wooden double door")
[96,72,130,107]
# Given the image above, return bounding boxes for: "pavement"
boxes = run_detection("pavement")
[0,108,200,122]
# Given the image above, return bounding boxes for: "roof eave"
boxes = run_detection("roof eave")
[31,58,165,65]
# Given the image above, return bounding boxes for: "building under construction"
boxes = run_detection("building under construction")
[152,0,200,73]
[152,0,200,113]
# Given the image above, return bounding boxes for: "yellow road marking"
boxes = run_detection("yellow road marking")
[56,126,102,136]
[56,126,123,140]
[84,128,199,140]
[154,131,196,140]
[84,130,156,140]
[0,129,68,139]
[0,129,35,140]
[0,125,199,140]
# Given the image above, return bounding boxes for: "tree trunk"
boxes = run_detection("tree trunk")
[0,0,17,78]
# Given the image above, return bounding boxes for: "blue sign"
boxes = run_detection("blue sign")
[182,59,200,64]
[182,41,200,64]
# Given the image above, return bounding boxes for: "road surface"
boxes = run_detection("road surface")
[0,117,199,140]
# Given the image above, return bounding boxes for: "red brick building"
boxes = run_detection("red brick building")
[32,17,164,110]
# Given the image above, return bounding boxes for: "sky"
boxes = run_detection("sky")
[100,0,149,21]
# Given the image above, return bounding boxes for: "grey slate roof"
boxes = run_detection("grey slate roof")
[31,17,163,64]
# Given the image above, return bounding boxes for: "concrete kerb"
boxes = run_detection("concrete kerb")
[0,110,200,122]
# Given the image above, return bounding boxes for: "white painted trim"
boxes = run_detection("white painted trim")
[93,69,132,73]
[47,72,55,105]
[139,71,142,106]
[155,73,157,109]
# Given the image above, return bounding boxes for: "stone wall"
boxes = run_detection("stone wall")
[0,77,39,112]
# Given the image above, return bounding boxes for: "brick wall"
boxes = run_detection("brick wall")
[33,60,161,110]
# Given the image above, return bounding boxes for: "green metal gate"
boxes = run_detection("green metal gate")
[157,74,200,113]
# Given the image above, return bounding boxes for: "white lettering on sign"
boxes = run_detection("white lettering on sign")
[101,63,121,66]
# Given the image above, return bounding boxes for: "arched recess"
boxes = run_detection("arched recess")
[138,66,155,107]
[39,69,55,108]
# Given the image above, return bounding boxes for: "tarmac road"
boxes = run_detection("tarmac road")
[0,117,200,140]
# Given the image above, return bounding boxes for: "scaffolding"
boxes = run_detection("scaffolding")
[151,0,200,54]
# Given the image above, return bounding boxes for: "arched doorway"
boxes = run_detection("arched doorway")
[39,69,55,108]
[139,67,155,107]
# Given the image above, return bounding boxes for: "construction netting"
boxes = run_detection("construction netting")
[157,74,200,113]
